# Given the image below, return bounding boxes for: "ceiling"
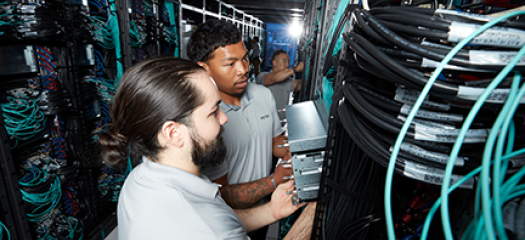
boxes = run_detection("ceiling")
[224,0,306,24]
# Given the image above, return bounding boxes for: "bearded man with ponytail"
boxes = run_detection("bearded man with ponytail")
[99,57,315,240]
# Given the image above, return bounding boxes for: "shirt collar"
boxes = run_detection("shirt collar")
[220,85,254,113]
[138,156,220,200]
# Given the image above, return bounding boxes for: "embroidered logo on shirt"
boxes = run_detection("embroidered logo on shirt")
[260,114,270,120]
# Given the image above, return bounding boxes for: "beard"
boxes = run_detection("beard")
[190,127,227,168]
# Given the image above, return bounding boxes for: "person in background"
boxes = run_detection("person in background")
[255,49,303,123]
[99,57,315,240]
[250,37,262,77]
[187,20,291,240]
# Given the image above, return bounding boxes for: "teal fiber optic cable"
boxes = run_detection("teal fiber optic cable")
[384,10,525,240]
[420,148,525,240]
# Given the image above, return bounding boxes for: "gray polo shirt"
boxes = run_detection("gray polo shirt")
[118,157,249,240]
[202,83,282,184]
[255,72,294,123]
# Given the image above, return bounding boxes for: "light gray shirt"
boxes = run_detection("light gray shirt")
[202,83,282,184]
[256,72,294,123]
[118,157,249,240]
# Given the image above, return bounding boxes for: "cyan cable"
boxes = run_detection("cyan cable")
[164,1,179,57]
[384,10,525,240]
[21,176,62,223]
[445,27,525,240]
[420,72,525,240]
[108,0,123,86]
[323,0,350,59]
[0,219,10,240]
[491,74,522,239]
[420,147,525,240]
[1,96,46,143]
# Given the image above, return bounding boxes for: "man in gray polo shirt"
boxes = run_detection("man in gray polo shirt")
[187,19,291,220]
[101,57,315,239]
[256,50,303,123]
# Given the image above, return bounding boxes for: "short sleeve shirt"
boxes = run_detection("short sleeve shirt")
[118,157,249,240]
[256,72,294,122]
[201,83,283,184]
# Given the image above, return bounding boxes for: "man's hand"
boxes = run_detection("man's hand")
[273,154,293,186]
[293,62,304,72]
[270,180,306,220]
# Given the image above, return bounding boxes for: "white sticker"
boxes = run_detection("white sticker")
[398,115,456,129]
[421,58,492,72]
[421,40,454,50]
[392,142,465,166]
[403,160,475,189]
[400,105,461,122]
[457,86,525,104]
[435,9,497,22]
[448,22,525,49]
[414,125,488,143]
[395,95,452,111]
[469,50,525,66]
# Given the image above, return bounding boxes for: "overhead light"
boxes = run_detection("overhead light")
[290,8,304,12]
[289,21,303,38]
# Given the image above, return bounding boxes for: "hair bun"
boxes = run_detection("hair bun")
[99,127,128,166]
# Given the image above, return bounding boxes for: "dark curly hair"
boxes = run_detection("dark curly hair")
[187,19,242,62]
[271,49,288,61]
[99,57,205,169]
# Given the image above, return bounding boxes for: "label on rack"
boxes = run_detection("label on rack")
[448,22,525,49]
[395,95,451,111]
[394,142,465,166]
[403,160,474,189]
[414,125,488,143]
[398,115,456,129]
[400,105,461,122]
[457,86,525,104]
[469,50,525,66]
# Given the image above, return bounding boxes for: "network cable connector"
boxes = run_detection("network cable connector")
[285,99,331,205]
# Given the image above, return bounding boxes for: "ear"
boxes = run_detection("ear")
[159,121,186,148]
[197,61,210,72]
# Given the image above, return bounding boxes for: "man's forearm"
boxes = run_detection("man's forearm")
[234,202,276,232]
[220,176,274,209]
[263,69,294,86]
[283,202,317,240]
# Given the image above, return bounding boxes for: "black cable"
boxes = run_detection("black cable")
[361,10,502,70]
[345,31,459,95]
[321,3,354,76]
[374,13,450,30]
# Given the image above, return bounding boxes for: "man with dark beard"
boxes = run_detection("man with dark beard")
[99,57,315,240]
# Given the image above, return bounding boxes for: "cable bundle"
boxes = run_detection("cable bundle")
[352,9,525,240]
[10,3,63,40]
[346,7,525,100]
[339,81,502,175]
[49,115,67,164]
[35,46,71,115]
[130,20,146,48]
[18,151,84,239]
[1,94,46,147]
[87,15,116,49]
[97,167,126,202]
[0,2,25,41]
